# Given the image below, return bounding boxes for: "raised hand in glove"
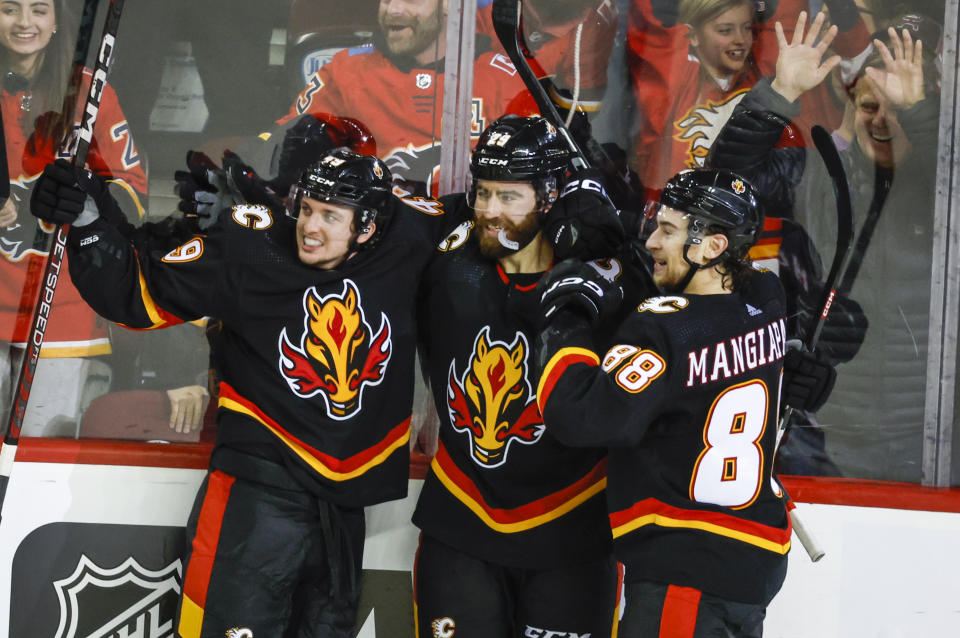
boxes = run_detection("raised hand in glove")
[222,150,283,211]
[31,159,126,228]
[539,258,623,327]
[545,170,625,261]
[782,344,837,412]
[174,150,229,229]
[271,113,337,195]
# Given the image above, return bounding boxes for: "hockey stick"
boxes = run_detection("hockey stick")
[776,125,855,562]
[0,0,125,519]
[491,0,589,171]
[835,166,892,295]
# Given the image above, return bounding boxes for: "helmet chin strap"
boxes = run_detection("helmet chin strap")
[667,243,723,294]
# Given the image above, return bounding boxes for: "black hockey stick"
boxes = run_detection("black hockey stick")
[491,0,589,171]
[835,166,892,296]
[0,0,124,518]
[776,125,855,562]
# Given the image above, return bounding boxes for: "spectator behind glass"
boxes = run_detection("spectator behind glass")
[279,0,534,197]
[475,0,619,109]
[0,0,150,438]
[709,14,940,481]
[627,0,872,190]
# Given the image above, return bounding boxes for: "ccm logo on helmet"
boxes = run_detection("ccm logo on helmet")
[478,157,509,166]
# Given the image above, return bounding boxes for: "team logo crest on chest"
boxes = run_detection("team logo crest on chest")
[279,280,392,420]
[416,72,432,89]
[447,327,543,468]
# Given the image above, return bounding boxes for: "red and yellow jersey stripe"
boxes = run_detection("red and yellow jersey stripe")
[430,440,607,533]
[537,346,600,413]
[609,497,791,555]
[217,382,410,482]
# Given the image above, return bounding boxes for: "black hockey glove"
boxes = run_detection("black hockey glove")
[31,159,127,228]
[782,345,837,413]
[539,258,624,328]
[795,290,868,365]
[545,170,625,261]
[222,149,283,211]
[271,113,335,196]
[175,150,228,230]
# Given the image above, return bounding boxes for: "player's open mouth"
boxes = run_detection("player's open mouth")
[303,237,323,248]
[11,32,39,41]
[870,132,893,142]
[726,49,746,60]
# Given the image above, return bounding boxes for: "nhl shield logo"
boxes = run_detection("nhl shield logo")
[416,72,432,89]
[53,555,181,638]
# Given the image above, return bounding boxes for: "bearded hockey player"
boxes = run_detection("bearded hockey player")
[537,168,790,637]
[30,149,449,638]
[413,114,630,637]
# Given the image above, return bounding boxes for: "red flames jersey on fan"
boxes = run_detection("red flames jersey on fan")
[627,0,870,188]
[280,44,526,195]
[412,195,613,569]
[475,0,616,99]
[538,268,790,604]
[65,198,449,506]
[0,71,146,356]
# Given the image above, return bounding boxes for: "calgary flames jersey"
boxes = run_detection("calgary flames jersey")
[627,0,870,189]
[538,268,790,605]
[412,195,614,569]
[0,71,146,355]
[65,198,448,506]
[280,40,527,195]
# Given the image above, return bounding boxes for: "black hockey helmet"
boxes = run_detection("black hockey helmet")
[659,168,763,259]
[468,114,570,211]
[289,147,393,248]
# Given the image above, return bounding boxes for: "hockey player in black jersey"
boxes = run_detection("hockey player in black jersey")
[413,115,630,637]
[30,149,450,638]
[537,168,790,638]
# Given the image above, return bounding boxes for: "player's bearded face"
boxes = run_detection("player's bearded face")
[295,197,371,269]
[472,179,543,258]
[645,206,707,290]
[379,0,444,58]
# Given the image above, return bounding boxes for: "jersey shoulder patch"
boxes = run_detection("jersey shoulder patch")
[229,204,276,231]
[637,295,690,314]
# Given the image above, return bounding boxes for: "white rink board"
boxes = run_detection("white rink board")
[1,461,959,638]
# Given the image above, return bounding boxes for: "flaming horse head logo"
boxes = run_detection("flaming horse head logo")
[447,328,544,468]
[279,280,391,420]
